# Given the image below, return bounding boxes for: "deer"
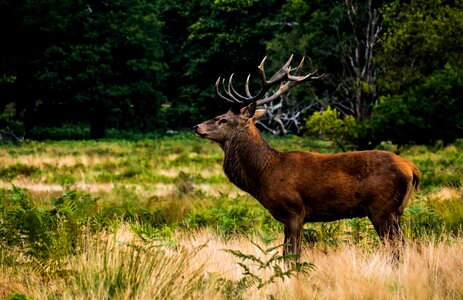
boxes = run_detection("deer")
[193,55,421,259]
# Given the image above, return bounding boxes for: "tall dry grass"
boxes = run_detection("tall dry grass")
[182,230,463,299]
[1,139,462,299]
[2,226,462,299]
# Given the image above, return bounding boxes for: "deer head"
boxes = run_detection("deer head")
[193,55,324,145]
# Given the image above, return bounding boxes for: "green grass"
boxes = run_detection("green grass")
[0,133,462,298]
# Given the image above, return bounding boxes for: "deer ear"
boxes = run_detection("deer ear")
[241,102,257,118]
[254,109,266,120]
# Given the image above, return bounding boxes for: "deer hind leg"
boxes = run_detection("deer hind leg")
[369,211,405,261]
[369,212,405,244]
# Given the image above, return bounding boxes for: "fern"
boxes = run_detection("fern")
[217,239,315,298]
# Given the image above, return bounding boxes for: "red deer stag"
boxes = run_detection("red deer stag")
[193,55,421,257]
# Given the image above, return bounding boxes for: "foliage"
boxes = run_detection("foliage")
[304,106,358,151]
[265,0,386,121]
[367,64,463,146]
[0,186,97,261]
[158,0,284,127]
[65,239,206,299]
[217,240,314,299]
[182,196,281,236]
[0,0,462,145]
[372,0,463,145]
[1,0,166,137]
[0,103,24,141]
[26,123,91,140]
[0,137,463,297]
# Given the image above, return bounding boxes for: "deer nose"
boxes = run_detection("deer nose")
[193,125,201,134]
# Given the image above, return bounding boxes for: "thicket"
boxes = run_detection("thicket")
[0,0,461,145]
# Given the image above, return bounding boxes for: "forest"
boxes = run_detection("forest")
[0,0,462,147]
[1,1,463,299]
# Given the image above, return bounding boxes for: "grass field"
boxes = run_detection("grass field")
[0,133,462,299]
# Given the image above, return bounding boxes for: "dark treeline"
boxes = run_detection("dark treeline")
[0,0,462,146]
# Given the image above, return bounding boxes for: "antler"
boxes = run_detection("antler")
[216,54,324,107]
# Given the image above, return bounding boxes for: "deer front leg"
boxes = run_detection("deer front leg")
[283,225,291,256]
[283,217,304,261]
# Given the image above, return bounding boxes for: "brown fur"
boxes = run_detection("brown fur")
[194,103,421,257]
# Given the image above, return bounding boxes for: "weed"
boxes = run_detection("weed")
[0,164,41,181]
[6,293,33,300]
[216,239,314,299]
[62,232,206,299]
[182,197,279,237]
[174,171,195,196]
[1,136,463,298]
[11,187,95,256]
[403,203,444,238]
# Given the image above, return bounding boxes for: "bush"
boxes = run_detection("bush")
[26,123,91,140]
[0,164,41,181]
[181,197,281,237]
[403,203,444,238]
[368,64,463,146]
[304,106,358,151]
[0,186,98,261]
[0,103,24,142]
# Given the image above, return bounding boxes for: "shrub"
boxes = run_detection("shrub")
[368,64,463,146]
[403,203,444,238]
[0,164,41,181]
[0,103,24,142]
[216,240,314,299]
[0,186,98,261]
[64,237,206,299]
[304,106,358,151]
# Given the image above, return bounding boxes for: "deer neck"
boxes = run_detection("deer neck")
[222,124,276,197]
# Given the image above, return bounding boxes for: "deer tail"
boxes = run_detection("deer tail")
[411,163,422,191]
[398,162,421,213]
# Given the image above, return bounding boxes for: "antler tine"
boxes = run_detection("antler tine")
[239,55,293,104]
[216,77,238,104]
[256,56,325,106]
[245,74,252,97]
[287,69,320,82]
[293,56,305,74]
[229,74,252,102]
[234,57,270,103]
[215,54,324,107]
[224,74,243,104]
[266,54,293,83]
[257,56,268,86]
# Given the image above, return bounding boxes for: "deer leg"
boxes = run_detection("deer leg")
[283,225,291,256]
[285,217,304,260]
[371,213,404,244]
[369,212,405,261]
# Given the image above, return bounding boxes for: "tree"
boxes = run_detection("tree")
[158,0,285,127]
[261,0,390,143]
[341,0,382,121]
[1,0,166,138]
[370,0,463,145]
[266,0,386,121]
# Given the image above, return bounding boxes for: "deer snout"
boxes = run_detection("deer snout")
[193,124,206,137]
[192,124,199,134]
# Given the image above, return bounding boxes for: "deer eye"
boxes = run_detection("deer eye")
[218,119,228,125]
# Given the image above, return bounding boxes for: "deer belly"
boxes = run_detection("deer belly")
[304,206,367,222]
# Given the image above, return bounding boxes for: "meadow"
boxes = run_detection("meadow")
[0,133,462,299]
